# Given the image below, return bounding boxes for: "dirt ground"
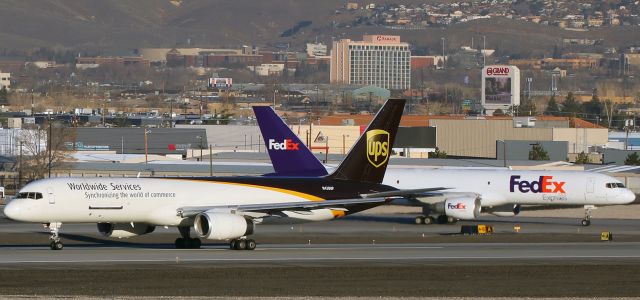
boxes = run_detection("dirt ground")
[0,264,639,297]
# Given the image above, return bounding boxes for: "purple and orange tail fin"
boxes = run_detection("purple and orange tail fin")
[253,106,328,177]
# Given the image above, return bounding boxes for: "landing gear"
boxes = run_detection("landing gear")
[230,238,256,250]
[581,205,595,227]
[436,215,457,224]
[175,226,201,249]
[45,222,63,250]
[414,208,435,225]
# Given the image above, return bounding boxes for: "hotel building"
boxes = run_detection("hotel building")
[330,35,411,90]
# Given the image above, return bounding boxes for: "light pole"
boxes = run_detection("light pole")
[441,37,446,70]
[144,129,150,164]
[273,89,278,109]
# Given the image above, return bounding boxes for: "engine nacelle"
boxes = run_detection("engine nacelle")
[193,212,254,240]
[97,223,155,238]
[435,197,480,220]
[485,204,521,217]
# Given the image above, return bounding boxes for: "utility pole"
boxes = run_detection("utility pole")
[209,145,213,176]
[47,121,52,178]
[18,141,23,188]
[482,35,486,67]
[441,37,446,70]
[503,140,507,168]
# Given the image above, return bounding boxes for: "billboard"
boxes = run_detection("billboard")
[481,66,520,112]
[209,77,232,88]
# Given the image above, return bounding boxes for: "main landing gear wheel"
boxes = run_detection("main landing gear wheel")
[176,226,201,249]
[414,216,435,225]
[581,219,591,226]
[230,239,256,250]
[446,216,458,224]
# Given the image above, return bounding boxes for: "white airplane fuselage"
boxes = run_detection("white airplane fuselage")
[382,168,635,207]
[3,177,369,225]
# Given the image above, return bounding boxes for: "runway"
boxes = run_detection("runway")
[2,211,640,297]
[2,212,640,266]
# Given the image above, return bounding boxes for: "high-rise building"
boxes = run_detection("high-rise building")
[330,35,411,90]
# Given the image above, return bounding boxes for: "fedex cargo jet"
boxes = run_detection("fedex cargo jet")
[253,106,635,226]
[4,100,426,250]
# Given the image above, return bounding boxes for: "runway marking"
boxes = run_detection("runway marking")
[2,255,640,264]
[143,246,445,251]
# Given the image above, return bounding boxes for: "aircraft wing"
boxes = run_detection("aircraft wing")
[361,187,450,198]
[177,197,389,217]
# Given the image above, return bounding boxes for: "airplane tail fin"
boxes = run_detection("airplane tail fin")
[253,106,328,176]
[327,99,405,183]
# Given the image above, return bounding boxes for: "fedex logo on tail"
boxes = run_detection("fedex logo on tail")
[268,139,299,151]
[509,175,566,194]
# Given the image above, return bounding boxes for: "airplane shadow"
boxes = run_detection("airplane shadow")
[344,215,418,225]
[0,232,229,249]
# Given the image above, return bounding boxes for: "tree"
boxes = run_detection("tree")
[561,92,582,116]
[529,143,550,160]
[517,99,537,116]
[574,151,590,164]
[544,96,560,116]
[0,86,7,105]
[18,122,76,181]
[431,147,447,158]
[583,92,603,119]
[625,152,640,165]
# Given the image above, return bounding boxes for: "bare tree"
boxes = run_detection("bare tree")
[18,122,76,181]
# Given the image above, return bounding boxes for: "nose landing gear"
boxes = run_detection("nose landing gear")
[581,205,596,226]
[45,222,63,250]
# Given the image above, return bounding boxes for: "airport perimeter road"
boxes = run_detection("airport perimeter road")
[1,213,640,297]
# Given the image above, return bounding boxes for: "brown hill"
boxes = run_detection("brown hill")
[1,0,640,56]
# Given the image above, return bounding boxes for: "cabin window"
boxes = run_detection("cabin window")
[606,183,625,189]
[16,192,43,199]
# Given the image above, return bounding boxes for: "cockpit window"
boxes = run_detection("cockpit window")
[606,183,626,189]
[16,192,43,199]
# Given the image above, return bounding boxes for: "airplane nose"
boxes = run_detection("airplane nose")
[624,190,636,204]
[2,200,19,220]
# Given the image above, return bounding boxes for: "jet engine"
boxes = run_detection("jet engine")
[434,197,480,220]
[97,223,155,238]
[485,204,521,217]
[193,212,254,240]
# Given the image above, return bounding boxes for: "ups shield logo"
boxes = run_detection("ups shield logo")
[366,129,390,168]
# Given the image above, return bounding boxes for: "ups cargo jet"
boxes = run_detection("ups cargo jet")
[253,106,635,226]
[4,100,426,250]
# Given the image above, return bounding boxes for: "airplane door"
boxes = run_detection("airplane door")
[586,177,595,193]
[47,187,55,204]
